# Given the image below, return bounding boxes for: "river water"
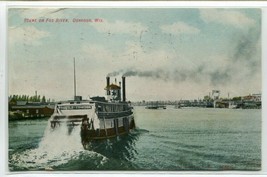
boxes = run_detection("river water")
[8,107,261,171]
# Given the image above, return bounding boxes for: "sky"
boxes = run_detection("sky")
[8,8,261,102]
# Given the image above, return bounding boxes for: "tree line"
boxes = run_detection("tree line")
[9,94,52,103]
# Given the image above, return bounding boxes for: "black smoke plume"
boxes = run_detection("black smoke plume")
[107,27,261,87]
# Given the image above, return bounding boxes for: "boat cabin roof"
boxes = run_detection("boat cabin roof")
[105,84,121,90]
[57,100,92,106]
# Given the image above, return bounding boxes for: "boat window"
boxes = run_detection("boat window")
[76,105,92,109]
[97,103,127,113]
[59,106,67,110]
[118,118,123,127]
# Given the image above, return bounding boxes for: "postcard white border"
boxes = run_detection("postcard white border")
[1,1,267,177]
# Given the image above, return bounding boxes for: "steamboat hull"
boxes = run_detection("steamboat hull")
[80,101,135,145]
[50,100,135,148]
[81,115,135,141]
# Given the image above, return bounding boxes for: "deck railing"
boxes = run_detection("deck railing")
[97,109,133,119]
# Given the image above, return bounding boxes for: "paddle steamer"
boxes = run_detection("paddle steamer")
[50,59,135,148]
[50,76,135,147]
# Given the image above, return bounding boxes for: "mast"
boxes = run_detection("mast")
[74,57,76,100]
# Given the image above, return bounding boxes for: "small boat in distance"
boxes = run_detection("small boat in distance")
[174,104,181,109]
[145,103,166,109]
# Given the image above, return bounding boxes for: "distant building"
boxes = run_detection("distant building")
[243,94,261,102]
[9,100,54,118]
[212,90,220,100]
[252,94,261,102]
[16,101,28,106]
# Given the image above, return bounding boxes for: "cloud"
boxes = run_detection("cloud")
[231,27,261,74]
[160,22,200,35]
[199,9,255,28]
[81,44,114,68]
[9,26,50,46]
[81,40,175,74]
[90,19,148,37]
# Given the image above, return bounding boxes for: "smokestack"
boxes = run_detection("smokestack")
[106,77,110,95]
[122,76,126,102]
[119,81,122,101]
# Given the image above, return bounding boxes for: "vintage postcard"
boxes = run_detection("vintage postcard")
[8,7,261,171]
